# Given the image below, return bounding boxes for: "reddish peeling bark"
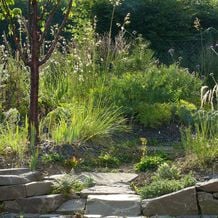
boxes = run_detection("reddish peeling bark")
[29,0,40,142]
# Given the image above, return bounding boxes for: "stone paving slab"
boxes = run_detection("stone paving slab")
[142,186,198,216]
[4,194,64,214]
[0,214,74,218]
[25,181,53,197]
[81,185,135,197]
[0,175,29,186]
[0,168,30,175]
[56,199,86,214]
[85,194,141,216]
[197,179,218,193]
[0,184,26,201]
[77,173,138,185]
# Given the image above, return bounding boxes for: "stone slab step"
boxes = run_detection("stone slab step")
[0,172,41,186]
[56,199,86,215]
[0,168,30,175]
[4,194,64,214]
[142,186,198,216]
[0,214,74,218]
[0,181,53,201]
[81,185,135,197]
[77,173,138,186]
[25,181,53,197]
[85,194,141,216]
[84,216,145,218]
[0,175,30,186]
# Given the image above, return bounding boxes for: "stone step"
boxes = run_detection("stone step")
[25,181,53,197]
[85,194,141,216]
[0,172,41,186]
[0,213,75,218]
[81,185,135,197]
[84,216,145,218]
[76,173,138,186]
[142,186,198,216]
[56,199,86,215]
[0,168,30,175]
[0,181,53,201]
[4,194,64,214]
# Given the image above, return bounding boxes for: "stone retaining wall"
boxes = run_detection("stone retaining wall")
[1,169,218,217]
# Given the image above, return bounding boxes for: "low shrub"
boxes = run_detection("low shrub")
[97,153,120,168]
[174,100,197,125]
[136,103,172,128]
[134,155,166,172]
[153,163,181,180]
[139,174,196,199]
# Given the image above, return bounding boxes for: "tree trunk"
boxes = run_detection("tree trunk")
[29,63,39,143]
[29,0,40,145]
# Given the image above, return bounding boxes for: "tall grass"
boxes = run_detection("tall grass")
[182,110,218,166]
[0,118,28,161]
[42,98,128,145]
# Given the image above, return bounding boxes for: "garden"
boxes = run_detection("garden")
[0,0,218,216]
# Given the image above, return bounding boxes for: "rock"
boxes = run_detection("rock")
[84,216,144,218]
[0,185,26,201]
[4,194,64,213]
[21,171,42,181]
[213,192,218,198]
[25,181,53,197]
[85,194,141,216]
[81,185,135,197]
[0,175,29,186]
[56,199,86,214]
[39,215,73,218]
[198,192,218,215]
[77,173,138,185]
[0,168,30,175]
[142,187,198,216]
[197,179,218,193]
[44,174,66,181]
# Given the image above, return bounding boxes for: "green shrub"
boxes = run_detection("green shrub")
[153,163,181,180]
[134,155,166,172]
[174,100,197,125]
[93,64,201,118]
[139,174,196,199]
[136,103,172,128]
[97,153,120,168]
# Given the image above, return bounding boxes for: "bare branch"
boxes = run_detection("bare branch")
[39,0,73,66]
[39,0,61,45]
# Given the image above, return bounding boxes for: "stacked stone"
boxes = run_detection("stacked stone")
[0,168,64,216]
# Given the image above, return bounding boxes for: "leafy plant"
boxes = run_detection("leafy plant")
[97,153,120,168]
[136,103,172,128]
[134,155,166,172]
[52,174,91,197]
[138,173,196,199]
[153,163,181,180]
[174,100,197,125]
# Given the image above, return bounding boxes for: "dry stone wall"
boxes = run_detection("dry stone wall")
[0,169,218,217]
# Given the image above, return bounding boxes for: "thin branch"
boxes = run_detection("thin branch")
[39,0,73,66]
[39,0,61,45]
